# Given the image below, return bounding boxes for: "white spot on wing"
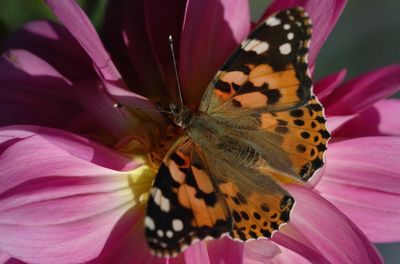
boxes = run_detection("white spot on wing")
[283,24,291,30]
[159,195,170,212]
[157,229,164,237]
[266,16,281,27]
[145,216,155,231]
[279,43,292,55]
[166,230,174,238]
[287,33,294,40]
[160,242,168,248]
[253,42,269,54]
[172,219,184,232]
[243,39,269,54]
[152,188,171,212]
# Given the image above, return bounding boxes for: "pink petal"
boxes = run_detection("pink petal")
[87,207,172,264]
[45,0,121,82]
[0,127,145,264]
[0,250,12,263]
[143,0,187,102]
[334,99,400,138]
[314,69,347,100]
[272,233,329,263]
[263,245,311,264]
[101,0,143,94]
[184,242,210,263]
[316,137,400,242]
[2,20,94,82]
[74,79,161,147]
[244,240,281,262]
[103,0,167,98]
[325,64,400,115]
[180,0,251,105]
[245,239,323,263]
[0,126,138,187]
[280,185,383,263]
[260,0,347,68]
[0,50,84,128]
[326,115,356,133]
[207,237,244,263]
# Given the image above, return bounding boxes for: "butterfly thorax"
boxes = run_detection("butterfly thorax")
[169,104,195,129]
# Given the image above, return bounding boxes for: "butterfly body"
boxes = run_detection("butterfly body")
[145,7,330,257]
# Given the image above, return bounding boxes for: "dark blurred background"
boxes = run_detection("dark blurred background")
[0,0,399,262]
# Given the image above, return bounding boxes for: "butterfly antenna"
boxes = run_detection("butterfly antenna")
[168,35,184,107]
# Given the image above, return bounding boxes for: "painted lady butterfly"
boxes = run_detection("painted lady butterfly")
[145,7,330,257]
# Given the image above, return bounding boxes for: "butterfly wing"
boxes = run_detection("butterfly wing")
[220,179,294,241]
[200,7,312,114]
[145,136,231,257]
[200,7,329,182]
[199,141,295,241]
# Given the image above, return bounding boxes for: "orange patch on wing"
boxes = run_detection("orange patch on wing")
[260,112,278,129]
[214,89,233,100]
[249,64,274,79]
[168,161,186,184]
[273,85,300,105]
[234,92,268,108]
[220,71,248,85]
[192,166,214,193]
[249,64,298,88]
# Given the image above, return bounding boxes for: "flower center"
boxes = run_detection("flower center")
[147,124,184,172]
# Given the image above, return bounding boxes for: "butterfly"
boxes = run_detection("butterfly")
[145,7,330,257]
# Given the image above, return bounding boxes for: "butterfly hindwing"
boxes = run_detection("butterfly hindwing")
[219,181,294,241]
[200,7,312,113]
[145,137,231,257]
[258,96,329,180]
[196,136,295,242]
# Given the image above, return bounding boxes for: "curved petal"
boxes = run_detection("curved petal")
[316,137,400,242]
[272,233,329,263]
[144,0,187,102]
[333,99,400,138]
[0,126,138,184]
[244,240,281,263]
[326,115,356,133]
[260,0,347,68]
[314,69,347,100]
[0,50,84,129]
[45,0,121,82]
[245,239,318,264]
[184,242,210,264]
[103,0,167,99]
[207,237,244,263]
[180,0,251,105]
[2,20,94,82]
[325,64,400,115]
[281,185,383,263]
[87,206,172,264]
[102,0,144,94]
[74,79,161,149]
[0,251,12,264]
[0,127,152,264]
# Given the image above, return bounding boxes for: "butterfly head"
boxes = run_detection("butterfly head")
[168,103,194,129]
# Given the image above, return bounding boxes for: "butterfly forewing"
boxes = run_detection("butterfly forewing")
[200,7,329,182]
[200,7,312,113]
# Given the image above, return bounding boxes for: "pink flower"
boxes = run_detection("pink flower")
[0,0,399,263]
